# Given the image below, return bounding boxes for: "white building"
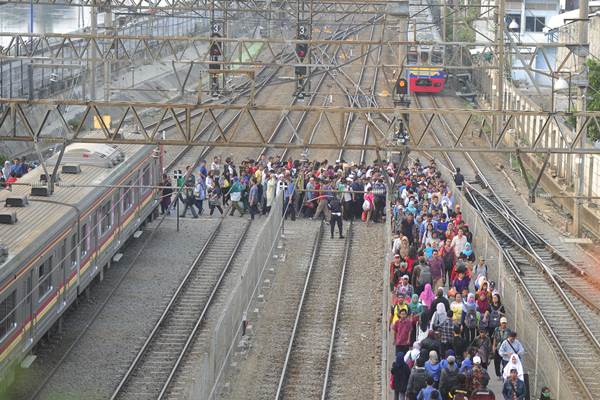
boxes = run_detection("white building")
[474,0,562,85]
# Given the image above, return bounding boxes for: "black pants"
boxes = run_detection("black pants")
[330,214,343,237]
[463,327,476,344]
[181,198,198,218]
[194,198,204,215]
[494,349,503,377]
[249,203,259,219]
[284,199,296,220]
[210,204,223,215]
[343,201,353,221]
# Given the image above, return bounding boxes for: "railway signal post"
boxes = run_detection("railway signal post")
[209,20,224,97]
[390,1,410,147]
[295,21,310,99]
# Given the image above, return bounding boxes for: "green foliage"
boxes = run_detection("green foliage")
[0,154,7,165]
[587,59,600,141]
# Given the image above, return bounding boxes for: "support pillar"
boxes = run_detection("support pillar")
[573,0,588,236]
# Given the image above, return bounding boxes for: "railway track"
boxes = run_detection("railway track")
[258,13,383,162]
[414,93,600,398]
[110,218,251,400]
[275,222,352,400]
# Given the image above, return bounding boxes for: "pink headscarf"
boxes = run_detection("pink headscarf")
[419,284,436,309]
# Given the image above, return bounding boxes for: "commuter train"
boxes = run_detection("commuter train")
[406,1,447,93]
[0,139,160,386]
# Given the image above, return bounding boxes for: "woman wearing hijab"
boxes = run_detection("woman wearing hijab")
[502,354,524,381]
[391,351,411,400]
[424,350,442,388]
[408,294,425,340]
[419,284,436,310]
[462,293,479,343]
[460,242,475,262]
[430,302,448,331]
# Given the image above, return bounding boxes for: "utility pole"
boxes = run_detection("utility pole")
[90,1,97,100]
[104,6,113,101]
[493,0,506,146]
[573,0,589,236]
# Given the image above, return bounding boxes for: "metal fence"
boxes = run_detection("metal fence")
[452,182,578,399]
[185,191,284,399]
[382,166,578,399]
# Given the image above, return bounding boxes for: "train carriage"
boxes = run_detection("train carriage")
[0,139,160,388]
[406,1,447,93]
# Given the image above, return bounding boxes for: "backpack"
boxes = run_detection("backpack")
[479,313,489,330]
[452,389,469,400]
[465,308,478,329]
[442,367,460,390]
[471,389,496,400]
[417,265,432,286]
[489,309,501,328]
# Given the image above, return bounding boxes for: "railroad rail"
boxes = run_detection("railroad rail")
[414,93,600,398]
[110,219,251,399]
[274,221,352,400]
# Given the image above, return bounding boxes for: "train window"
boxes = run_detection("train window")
[416,79,433,86]
[407,51,418,65]
[0,290,16,340]
[38,256,53,299]
[70,234,77,269]
[100,201,112,236]
[142,166,151,193]
[123,182,134,212]
[80,224,89,258]
[420,50,430,64]
[432,50,443,65]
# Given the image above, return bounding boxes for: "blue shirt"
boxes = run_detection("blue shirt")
[417,386,442,400]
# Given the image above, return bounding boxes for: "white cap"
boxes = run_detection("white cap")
[473,356,481,364]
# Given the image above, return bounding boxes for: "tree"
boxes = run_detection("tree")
[587,59,600,141]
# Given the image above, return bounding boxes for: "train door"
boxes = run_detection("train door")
[91,212,98,277]
[24,269,34,346]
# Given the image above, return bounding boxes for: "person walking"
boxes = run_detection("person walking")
[208,182,224,216]
[228,176,245,217]
[180,179,199,218]
[248,178,260,220]
[406,359,428,400]
[502,368,526,400]
[391,351,412,400]
[160,174,173,215]
[498,332,525,370]
[492,317,512,378]
[328,195,344,239]
[454,168,464,191]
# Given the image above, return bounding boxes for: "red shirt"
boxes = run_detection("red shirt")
[393,316,418,346]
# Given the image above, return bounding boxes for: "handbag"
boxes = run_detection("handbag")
[362,199,371,211]
[230,191,241,202]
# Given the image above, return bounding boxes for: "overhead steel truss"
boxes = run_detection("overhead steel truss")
[0,98,599,154]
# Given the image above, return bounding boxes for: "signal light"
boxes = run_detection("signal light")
[210,42,222,57]
[296,42,308,62]
[396,77,408,95]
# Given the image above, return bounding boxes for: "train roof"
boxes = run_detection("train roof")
[0,136,154,276]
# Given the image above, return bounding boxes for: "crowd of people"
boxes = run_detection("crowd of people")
[0,157,30,188]
[160,154,388,235]
[387,159,553,400]
[157,154,554,400]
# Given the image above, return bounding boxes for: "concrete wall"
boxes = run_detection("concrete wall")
[475,70,600,237]
[186,191,284,399]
